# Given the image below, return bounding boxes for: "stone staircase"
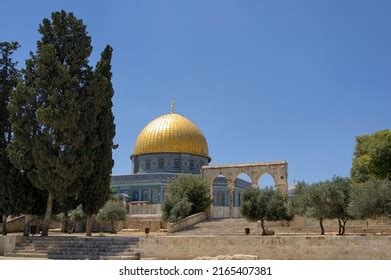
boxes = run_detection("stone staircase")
[5,236,140,260]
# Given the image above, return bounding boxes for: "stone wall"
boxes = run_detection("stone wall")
[139,235,391,260]
[167,212,208,233]
[129,204,162,215]
[123,215,164,232]
[92,220,124,233]
[213,207,241,218]
[0,216,63,234]
[0,216,25,234]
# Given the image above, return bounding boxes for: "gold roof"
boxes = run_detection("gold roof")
[133,112,210,159]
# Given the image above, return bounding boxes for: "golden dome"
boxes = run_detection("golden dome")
[133,112,210,160]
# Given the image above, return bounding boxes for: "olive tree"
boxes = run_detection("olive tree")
[96,199,126,233]
[293,177,352,235]
[240,187,288,235]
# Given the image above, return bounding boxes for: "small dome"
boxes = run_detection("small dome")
[133,113,210,160]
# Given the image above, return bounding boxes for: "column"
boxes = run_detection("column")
[228,181,234,218]
[208,181,214,220]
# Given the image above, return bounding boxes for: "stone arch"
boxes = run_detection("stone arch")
[201,161,288,219]
[234,172,252,184]
[257,173,276,190]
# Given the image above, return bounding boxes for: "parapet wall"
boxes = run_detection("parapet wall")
[0,216,25,234]
[139,235,391,260]
[167,212,208,233]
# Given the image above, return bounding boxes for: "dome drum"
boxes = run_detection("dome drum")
[132,153,209,174]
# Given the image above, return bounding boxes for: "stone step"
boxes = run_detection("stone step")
[26,237,139,241]
[5,252,140,260]
[48,254,140,260]
[11,237,141,260]
[47,252,139,257]
[14,248,138,254]
[5,253,47,259]
[16,243,139,248]
[15,248,139,253]
[22,238,139,242]
[17,243,139,248]
[18,243,138,248]
[20,241,139,246]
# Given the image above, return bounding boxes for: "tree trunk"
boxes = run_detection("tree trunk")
[260,219,266,236]
[111,219,115,234]
[61,213,69,233]
[23,215,32,236]
[337,218,342,235]
[319,218,325,235]
[86,215,93,237]
[2,215,7,236]
[41,192,54,236]
[341,218,348,235]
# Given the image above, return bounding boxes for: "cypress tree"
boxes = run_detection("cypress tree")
[0,42,36,235]
[79,46,115,236]
[0,41,19,235]
[7,11,95,236]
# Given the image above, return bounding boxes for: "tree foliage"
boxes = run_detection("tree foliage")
[293,177,352,235]
[351,130,391,182]
[77,45,115,236]
[349,179,391,220]
[96,199,127,233]
[1,41,39,235]
[68,205,86,223]
[0,41,20,222]
[162,175,211,223]
[240,187,288,235]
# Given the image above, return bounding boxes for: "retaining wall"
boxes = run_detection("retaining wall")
[139,235,391,260]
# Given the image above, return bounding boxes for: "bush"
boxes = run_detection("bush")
[162,175,211,223]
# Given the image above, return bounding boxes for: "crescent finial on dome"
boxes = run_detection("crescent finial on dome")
[170,98,175,113]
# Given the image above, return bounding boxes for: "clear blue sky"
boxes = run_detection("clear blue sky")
[2,0,390,186]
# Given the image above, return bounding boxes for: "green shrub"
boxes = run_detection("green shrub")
[162,175,211,223]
